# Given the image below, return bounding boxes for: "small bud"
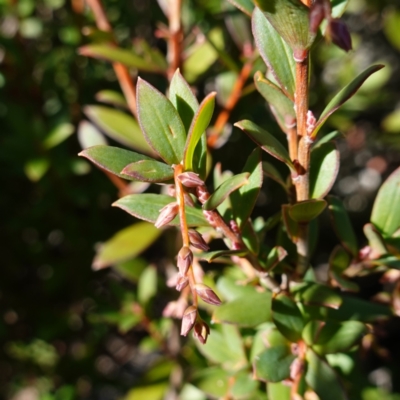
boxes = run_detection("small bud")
[203,210,216,225]
[293,48,307,63]
[178,172,205,188]
[290,357,305,380]
[196,186,210,204]
[177,246,193,275]
[193,320,210,344]
[184,193,195,207]
[194,283,222,306]
[181,305,197,336]
[309,0,327,34]
[188,229,209,251]
[327,18,352,52]
[154,202,179,228]
[306,110,317,135]
[176,274,189,291]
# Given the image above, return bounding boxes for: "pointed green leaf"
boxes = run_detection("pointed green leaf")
[92,222,161,270]
[242,220,260,255]
[289,199,327,223]
[77,121,107,149]
[227,0,254,16]
[79,145,153,180]
[252,7,296,98]
[121,160,173,183]
[79,44,166,73]
[363,223,387,257]
[199,249,248,262]
[235,120,294,171]
[305,349,347,400]
[169,69,199,132]
[95,90,128,109]
[137,266,158,305]
[212,291,272,327]
[331,0,349,18]
[327,196,358,257]
[255,0,315,54]
[292,282,342,309]
[312,65,385,138]
[113,194,208,227]
[262,162,288,191]
[371,255,400,269]
[254,345,295,383]
[263,246,287,271]
[272,294,304,342]
[329,245,359,292]
[203,172,250,211]
[282,204,299,242]
[254,71,295,128]
[371,166,400,237]
[231,148,263,227]
[43,122,74,150]
[137,78,186,165]
[84,105,152,154]
[310,142,340,199]
[184,92,216,172]
[313,131,342,149]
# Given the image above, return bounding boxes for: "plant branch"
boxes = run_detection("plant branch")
[167,0,183,80]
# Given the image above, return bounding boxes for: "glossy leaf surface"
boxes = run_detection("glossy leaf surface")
[310,142,340,199]
[371,166,400,237]
[252,8,296,97]
[92,222,161,270]
[289,199,327,223]
[137,78,186,165]
[113,194,208,227]
[79,145,153,180]
[84,105,152,154]
[121,160,173,182]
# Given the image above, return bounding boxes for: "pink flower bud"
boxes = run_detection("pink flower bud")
[175,274,189,291]
[306,110,317,135]
[193,320,210,344]
[188,229,209,251]
[181,305,197,336]
[177,172,205,188]
[177,246,193,275]
[194,283,222,306]
[184,193,195,207]
[196,186,210,204]
[154,202,179,228]
[327,18,352,52]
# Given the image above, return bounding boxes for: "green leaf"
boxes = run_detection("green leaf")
[114,258,147,283]
[113,194,208,227]
[212,291,272,327]
[137,266,158,305]
[137,78,186,165]
[363,223,387,257]
[216,276,260,302]
[231,148,263,227]
[199,249,248,262]
[328,246,359,292]
[184,92,216,172]
[263,246,287,271]
[289,199,327,223]
[267,382,291,400]
[371,166,400,237]
[203,172,250,211]
[84,105,152,154]
[79,145,153,180]
[312,65,385,138]
[262,162,288,191]
[303,320,366,355]
[77,121,107,149]
[292,282,342,309]
[234,120,294,171]
[371,255,400,269]
[305,349,347,400]
[272,294,304,342]
[95,90,128,108]
[192,368,229,399]
[310,142,340,199]
[169,69,199,132]
[121,160,173,183]
[331,0,349,18]
[313,131,342,149]
[327,196,358,257]
[242,220,260,255]
[24,158,50,182]
[43,122,74,149]
[227,0,254,16]
[252,8,296,98]
[92,222,162,270]
[282,204,299,242]
[254,345,295,382]
[254,71,295,128]
[125,384,168,400]
[79,44,166,73]
[255,0,315,55]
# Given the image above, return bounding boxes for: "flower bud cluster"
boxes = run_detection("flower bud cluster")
[154,202,179,228]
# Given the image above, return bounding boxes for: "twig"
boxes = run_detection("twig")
[167,0,183,80]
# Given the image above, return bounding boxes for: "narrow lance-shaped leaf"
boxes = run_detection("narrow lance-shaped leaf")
[199,249,248,262]
[184,92,216,172]
[113,194,208,227]
[234,120,294,172]
[137,78,187,165]
[264,246,287,271]
[227,0,254,16]
[311,65,385,138]
[252,7,296,98]
[79,145,153,180]
[121,160,174,183]
[84,105,153,155]
[371,166,400,237]
[203,173,250,211]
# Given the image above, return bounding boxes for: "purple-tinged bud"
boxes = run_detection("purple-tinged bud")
[327,18,352,52]
[193,320,210,344]
[181,305,197,336]
[177,246,193,275]
[176,274,189,291]
[154,202,179,228]
[306,110,317,135]
[184,193,195,207]
[177,172,205,188]
[188,229,209,251]
[203,210,215,225]
[194,283,222,306]
[196,186,210,204]
[309,0,326,34]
